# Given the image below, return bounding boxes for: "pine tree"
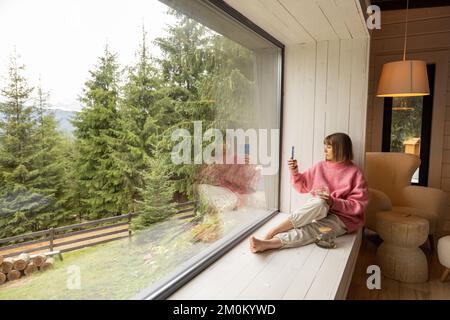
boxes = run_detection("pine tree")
[72,46,127,219]
[199,35,256,130]
[118,27,161,212]
[0,53,54,236]
[58,133,83,222]
[131,152,176,230]
[30,84,72,227]
[155,10,210,95]
[154,11,217,199]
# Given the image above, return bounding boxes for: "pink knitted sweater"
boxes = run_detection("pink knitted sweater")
[290,160,369,233]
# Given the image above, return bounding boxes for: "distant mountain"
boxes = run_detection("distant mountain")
[0,107,77,135]
[52,109,77,134]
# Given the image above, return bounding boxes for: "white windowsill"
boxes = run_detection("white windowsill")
[169,212,362,300]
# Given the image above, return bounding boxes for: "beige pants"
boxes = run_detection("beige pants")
[275,197,347,248]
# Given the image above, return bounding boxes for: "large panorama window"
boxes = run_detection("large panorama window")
[0,0,282,299]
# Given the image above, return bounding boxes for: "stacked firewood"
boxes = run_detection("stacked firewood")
[0,253,54,285]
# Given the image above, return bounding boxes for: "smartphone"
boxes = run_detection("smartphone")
[291,146,295,159]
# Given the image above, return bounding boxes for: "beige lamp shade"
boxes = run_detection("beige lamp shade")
[376,60,430,97]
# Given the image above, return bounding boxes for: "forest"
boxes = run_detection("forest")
[0,10,256,238]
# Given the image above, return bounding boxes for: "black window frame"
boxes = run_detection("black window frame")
[382,64,435,186]
[134,0,285,300]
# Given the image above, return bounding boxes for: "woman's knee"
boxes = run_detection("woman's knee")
[311,197,328,207]
[309,197,329,218]
[305,196,328,210]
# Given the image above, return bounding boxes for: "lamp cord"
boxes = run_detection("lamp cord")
[403,0,409,61]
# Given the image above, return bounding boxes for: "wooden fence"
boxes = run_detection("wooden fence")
[0,201,198,258]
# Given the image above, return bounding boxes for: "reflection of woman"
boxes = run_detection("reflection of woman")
[196,143,261,208]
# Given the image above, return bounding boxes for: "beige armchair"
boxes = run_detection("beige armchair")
[364,152,448,248]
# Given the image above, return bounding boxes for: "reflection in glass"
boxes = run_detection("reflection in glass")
[390,97,423,183]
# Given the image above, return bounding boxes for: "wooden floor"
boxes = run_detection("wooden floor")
[347,230,450,300]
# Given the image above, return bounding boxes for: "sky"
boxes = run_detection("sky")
[0,0,177,111]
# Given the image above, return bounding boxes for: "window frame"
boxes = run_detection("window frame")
[134,0,285,300]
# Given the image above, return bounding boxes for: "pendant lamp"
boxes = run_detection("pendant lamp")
[376,0,430,98]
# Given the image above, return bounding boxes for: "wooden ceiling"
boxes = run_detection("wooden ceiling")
[371,0,450,10]
[223,0,369,44]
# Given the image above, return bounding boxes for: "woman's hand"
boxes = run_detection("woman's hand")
[319,194,334,207]
[288,158,298,172]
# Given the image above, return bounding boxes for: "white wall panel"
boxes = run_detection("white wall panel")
[281,38,370,212]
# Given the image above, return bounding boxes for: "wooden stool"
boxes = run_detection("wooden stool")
[376,211,429,283]
[437,236,450,282]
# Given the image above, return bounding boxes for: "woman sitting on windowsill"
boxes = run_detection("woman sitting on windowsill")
[250,132,369,253]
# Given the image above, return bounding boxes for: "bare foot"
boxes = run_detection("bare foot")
[249,236,282,253]
[249,236,262,253]
[249,236,256,252]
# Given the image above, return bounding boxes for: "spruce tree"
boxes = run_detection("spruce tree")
[154,11,217,199]
[0,54,54,236]
[72,46,127,219]
[30,85,72,227]
[59,134,85,222]
[131,151,176,230]
[155,11,210,96]
[119,27,160,212]
[199,35,256,129]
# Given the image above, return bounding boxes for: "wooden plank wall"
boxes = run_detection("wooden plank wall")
[365,6,450,234]
[280,38,370,213]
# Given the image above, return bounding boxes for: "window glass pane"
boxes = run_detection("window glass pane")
[0,0,281,299]
[390,97,423,183]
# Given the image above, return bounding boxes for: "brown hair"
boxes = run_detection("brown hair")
[323,133,354,162]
